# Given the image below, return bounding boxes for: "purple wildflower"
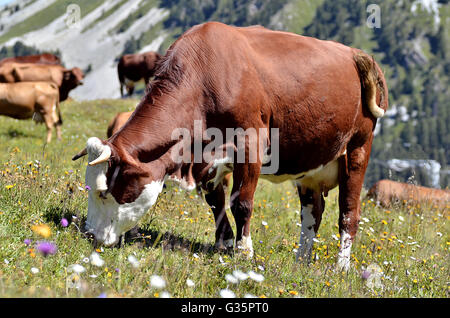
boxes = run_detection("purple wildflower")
[60,218,69,227]
[115,268,120,273]
[85,185,91,191]
[361,270,371,280]
[36,241,57,257]
[24,239,32,246]
[97,293,107,298]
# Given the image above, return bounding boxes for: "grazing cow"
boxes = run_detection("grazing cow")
[367,179,450,209]
[73,22,388,271]
[117,51,162,97]
[0,63,84,102]
[0,53,61,67]
[0,82,62,143]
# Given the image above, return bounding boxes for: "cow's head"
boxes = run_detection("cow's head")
[63,67,84,88]
[72,137,165,247]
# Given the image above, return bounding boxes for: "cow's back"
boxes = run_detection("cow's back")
[13,63,64,86]
[173,22,379,175]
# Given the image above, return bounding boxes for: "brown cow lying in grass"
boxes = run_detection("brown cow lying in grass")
[0,82,62,143]
[367,179,450,209]
[0,63,83,102]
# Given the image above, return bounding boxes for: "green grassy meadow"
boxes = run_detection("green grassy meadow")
[0,98,448,298]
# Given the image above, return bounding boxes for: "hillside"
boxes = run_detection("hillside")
[0,0,448,188]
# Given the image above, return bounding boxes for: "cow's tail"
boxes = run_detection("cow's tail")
[353,52,386,118]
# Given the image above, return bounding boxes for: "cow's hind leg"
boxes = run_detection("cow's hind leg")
[295,185,325,263]
[204,182,235,252]
[337,137,373,271]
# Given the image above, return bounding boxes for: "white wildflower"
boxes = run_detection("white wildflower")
[248,270,264,282]
[232,270,248,281]
[90,252,104,267]
[186,279,195,287]
[150,275,166,289]
[31,267,39,274]
[68,264,86,274]
[225,274,239,284]
[219,289,236,298]
[128,255,140,268]
[160,291,171,298]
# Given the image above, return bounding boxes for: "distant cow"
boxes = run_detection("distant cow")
[367,179,450,209]
[117,51,161,97]
[0,82,62,143]
[0,53,61,67]
[0,63,83,102]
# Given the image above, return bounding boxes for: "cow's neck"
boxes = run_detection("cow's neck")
[110,92,200,178]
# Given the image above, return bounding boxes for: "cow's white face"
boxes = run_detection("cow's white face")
[83,137,164,246]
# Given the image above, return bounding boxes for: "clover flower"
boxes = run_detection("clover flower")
[36,241,57,257]
[60,218,69,227]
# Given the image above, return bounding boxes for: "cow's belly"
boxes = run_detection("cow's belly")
[261,159,339,193]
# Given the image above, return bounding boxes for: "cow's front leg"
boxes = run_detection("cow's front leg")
[295,185,325,263]
[43,114,54,143]
[230,163,260,258]
[337,140,372,271]
[204,182,234,251]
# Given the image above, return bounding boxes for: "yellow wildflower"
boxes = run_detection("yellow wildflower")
[31,224,51,238]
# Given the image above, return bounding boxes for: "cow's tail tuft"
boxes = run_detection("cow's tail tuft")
[354,52,385,118]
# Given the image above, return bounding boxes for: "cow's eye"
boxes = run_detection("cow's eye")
[99,191,107,200]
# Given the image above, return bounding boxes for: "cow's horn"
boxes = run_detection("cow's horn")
[88,145,111,166]
[72,148,87,161]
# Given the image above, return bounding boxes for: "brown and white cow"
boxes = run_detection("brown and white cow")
[73,22,388,271]
[117,51,162,97]
[0,82,62,143]
[367,179,450,209]
[0,63,83,102]
[0,53,61,67]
